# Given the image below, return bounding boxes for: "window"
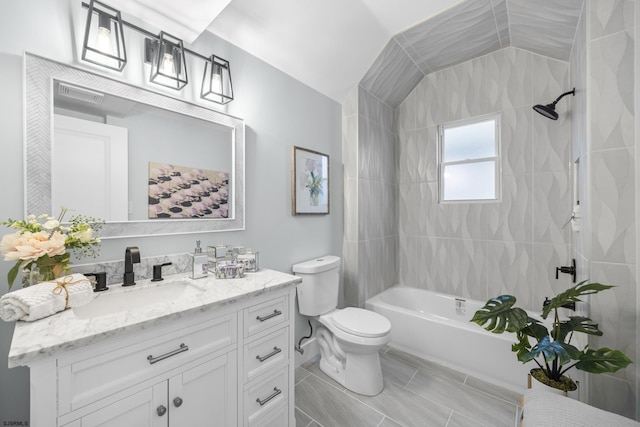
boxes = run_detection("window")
[439,114,500,202]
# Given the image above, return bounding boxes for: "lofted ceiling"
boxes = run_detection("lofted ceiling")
[108,0,584,105]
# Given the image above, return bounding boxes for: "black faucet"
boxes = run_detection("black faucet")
[123,246,140,286]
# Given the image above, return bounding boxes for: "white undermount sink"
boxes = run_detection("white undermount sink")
[72,280,204,319]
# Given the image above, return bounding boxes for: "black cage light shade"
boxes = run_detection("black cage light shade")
[81,0,127,71]
[148,32,188,91]
[201,55,234,104]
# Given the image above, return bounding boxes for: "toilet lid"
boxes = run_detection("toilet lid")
[331,307,391,338]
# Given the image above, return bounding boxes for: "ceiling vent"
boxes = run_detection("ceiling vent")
[58,83,105,105]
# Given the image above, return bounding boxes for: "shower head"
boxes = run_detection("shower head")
[532,88,575,120]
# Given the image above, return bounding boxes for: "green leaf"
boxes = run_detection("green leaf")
[555,316,602,342]
[576,348,633,374]
[7,261,21,290]
[542,281,614,318]
[521,336,581,366]
[470,295,528,334]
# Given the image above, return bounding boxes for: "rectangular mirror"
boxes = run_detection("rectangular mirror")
[25,53,245,238]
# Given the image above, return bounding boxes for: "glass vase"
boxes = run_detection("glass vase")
[21,266,44,288]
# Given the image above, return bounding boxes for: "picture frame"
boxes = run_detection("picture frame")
[291,146,330,215]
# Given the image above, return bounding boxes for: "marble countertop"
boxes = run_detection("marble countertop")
[8,269,301,368]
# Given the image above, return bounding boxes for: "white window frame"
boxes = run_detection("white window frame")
[438,113,501,203]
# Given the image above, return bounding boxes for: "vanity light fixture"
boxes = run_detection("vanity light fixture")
[81,0,127,71]
[80,1,234,104]
[201,55,233,105]
[145,32,188,91]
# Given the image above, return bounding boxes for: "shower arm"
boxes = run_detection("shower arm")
[550,89,576,106]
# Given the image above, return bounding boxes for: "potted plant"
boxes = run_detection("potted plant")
[470,281,632,393]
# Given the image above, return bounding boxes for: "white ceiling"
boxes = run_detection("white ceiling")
[109,0,583,104]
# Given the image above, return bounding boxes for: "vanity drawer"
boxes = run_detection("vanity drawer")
[244,296,289,337]
[244,327,289,383]
[248,399,289,427]
[57,313,236,415]
[244,366,289,423]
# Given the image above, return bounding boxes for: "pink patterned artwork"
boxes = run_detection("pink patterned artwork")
[148,162,229,219]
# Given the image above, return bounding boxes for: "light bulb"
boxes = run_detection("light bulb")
[95,25,113,55]
[160,52,175,75]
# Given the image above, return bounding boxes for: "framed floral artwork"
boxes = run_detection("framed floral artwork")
[292,146,330,215]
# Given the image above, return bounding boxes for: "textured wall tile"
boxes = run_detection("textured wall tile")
[572,156,589,261]
[402,0,502,73]
[343,240,359,307]
[399,235,417,286]
[358,179,382,240]
[486,241,534,307]
[501,107,534,177]
[397,130,418,184]
[533,171,571,244]
[342,86,359,119]
[359,86,395,130]
[447,56,488,119]
[358,115,373,179]
[344,178,358,242]
[491,0,510,47]
[416,127,438,183]
[416,72,447,128]
[533,106,572,173]
[396,90,416,135]
[342,115,358,181]
[487,173,533,242]
[360,39,425,108]
[448,203,487,240]
[486,47,532,111]
[448,238,488,301]
[590,29,634,151]
[398,182,417,237]
[508,0,583,61]
[590,0,634,41]
[589,261,637,383]
[531,54,570,112]
[531,243,573,311]
[588,374,636,420]
[591,147,635,264]
[417,182,448,237]
[417,236,449,292]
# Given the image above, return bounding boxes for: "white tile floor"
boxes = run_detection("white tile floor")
[295,346,522,427]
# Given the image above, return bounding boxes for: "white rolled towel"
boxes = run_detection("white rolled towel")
[0,273,94,322]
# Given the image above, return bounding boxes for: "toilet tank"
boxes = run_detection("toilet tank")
[292,256,341,316]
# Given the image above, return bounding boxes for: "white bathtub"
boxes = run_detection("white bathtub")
[365,286,550,394]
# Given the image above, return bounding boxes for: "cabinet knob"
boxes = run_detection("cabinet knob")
[173,397,183,408]
[157,405,167,416]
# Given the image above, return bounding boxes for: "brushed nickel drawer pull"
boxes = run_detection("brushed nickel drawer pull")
[256,387,281,406]
[147,343,189,365]
[256,346,282,362]
[256,309,282,322]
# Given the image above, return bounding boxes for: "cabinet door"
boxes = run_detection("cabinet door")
[169,351,238,427]
[79,386,165,427]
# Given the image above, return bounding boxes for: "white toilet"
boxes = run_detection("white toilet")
[293,256,391,396]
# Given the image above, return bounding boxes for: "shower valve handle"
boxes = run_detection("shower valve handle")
[555,258,576,283]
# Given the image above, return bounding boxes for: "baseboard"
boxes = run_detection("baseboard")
[294,336,319,367]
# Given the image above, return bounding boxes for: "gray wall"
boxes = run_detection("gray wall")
[0,0,342,423]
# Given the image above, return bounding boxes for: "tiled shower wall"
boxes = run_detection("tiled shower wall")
[575,0,637,418]
[342,87,398,308]
[395,46,575,309]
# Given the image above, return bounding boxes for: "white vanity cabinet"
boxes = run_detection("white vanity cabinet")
[20,282,296,427]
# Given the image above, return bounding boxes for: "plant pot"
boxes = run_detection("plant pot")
[528,368,577,397]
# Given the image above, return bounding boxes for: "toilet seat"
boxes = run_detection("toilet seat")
[330,307,391,338]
